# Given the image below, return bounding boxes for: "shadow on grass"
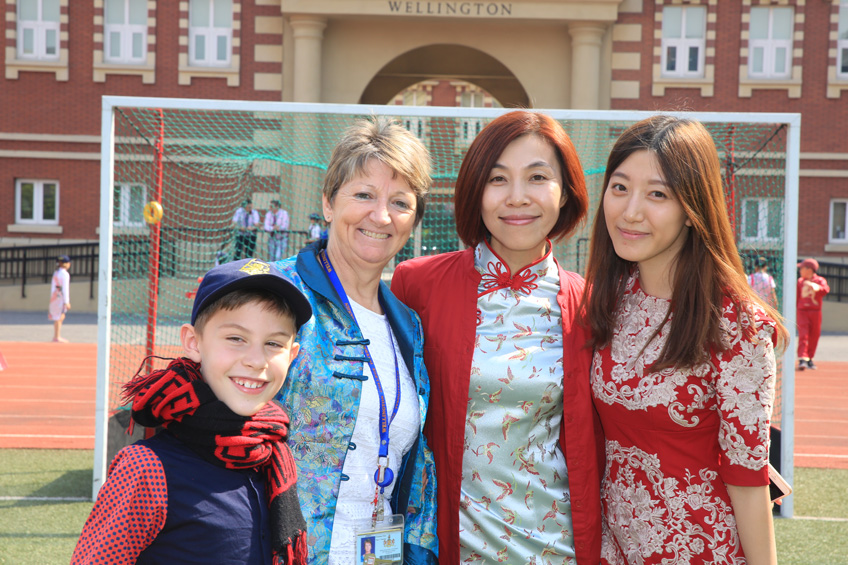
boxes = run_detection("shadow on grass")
[4,469,91,504]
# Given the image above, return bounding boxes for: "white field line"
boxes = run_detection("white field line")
[792,516,848,522]
[795,419,848,424]
[0,434,94,439]
[0,385,95,390]
[0,399,94,404]
[0,415,94,420]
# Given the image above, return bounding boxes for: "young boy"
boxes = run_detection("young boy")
[797,257,830,370]
[72,258,312,565]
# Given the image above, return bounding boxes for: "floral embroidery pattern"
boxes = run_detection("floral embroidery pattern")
[593,273,776,564]
[601,441,740,565]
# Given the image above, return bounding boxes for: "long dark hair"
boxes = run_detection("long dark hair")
[582,115,787,369]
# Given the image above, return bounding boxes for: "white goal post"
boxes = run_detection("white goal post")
[96,95,801,518]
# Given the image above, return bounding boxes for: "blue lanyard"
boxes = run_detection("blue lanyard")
[318,250,401,490]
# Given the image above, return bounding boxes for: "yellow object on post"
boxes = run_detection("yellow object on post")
[143,201,164,224]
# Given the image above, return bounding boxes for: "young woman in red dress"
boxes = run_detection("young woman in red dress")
[582,115,787,565]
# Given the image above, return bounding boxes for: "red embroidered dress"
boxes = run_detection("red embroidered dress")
[592,274,776,565]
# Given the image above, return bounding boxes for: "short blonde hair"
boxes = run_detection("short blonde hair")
[322,116,431,226]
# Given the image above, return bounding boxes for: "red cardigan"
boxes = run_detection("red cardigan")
[392,248,603,564]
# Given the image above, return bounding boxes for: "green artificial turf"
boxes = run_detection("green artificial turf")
[0,449,94,564]
[1,449,846,564]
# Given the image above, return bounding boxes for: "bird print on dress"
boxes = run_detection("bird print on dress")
[459,242,577,565]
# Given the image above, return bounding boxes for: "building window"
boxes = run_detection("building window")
[830,200,848,242]
[459,89,486,145]
[16,180,59,225]
[741,197,783,242]
[748,6,793,79]
[661,5,706,78]
[17,0,61,60]
[839,3,848,78]
[401,88,428,140]
[403,117,425,139]
[114,184,146,227]
[104,0,148,64]
[189,0,233,66]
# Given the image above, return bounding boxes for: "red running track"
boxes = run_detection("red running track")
[0,342,97,450]
[0,342,846,470]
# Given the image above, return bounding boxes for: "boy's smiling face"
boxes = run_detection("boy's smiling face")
[180,300,300,417]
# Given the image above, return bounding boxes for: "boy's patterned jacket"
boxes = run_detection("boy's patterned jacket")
[275,240,438,564]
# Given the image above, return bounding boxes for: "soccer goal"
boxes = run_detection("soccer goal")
[96,95,801,516]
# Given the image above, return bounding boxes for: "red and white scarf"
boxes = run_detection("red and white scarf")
[123,357,308,565]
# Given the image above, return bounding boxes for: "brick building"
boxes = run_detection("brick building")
[2,0,847,264]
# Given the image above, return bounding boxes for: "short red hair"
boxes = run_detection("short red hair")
[453,110,589,248]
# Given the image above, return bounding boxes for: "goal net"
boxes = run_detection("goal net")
[96,96,800,515]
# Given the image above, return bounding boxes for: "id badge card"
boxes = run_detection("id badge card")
[355,514,404,565]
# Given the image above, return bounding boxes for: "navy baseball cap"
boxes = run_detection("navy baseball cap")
[58,255,71,263]
[191,258,312,329]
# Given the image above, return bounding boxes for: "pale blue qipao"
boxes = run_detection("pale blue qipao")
[459,243,576,564]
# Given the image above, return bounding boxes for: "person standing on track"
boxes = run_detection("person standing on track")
[48,255,71,343]
[797,257,829,371]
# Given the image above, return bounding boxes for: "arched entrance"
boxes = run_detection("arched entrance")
[358,44,529,107]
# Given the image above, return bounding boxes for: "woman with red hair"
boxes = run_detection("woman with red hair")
[392,110,603,563]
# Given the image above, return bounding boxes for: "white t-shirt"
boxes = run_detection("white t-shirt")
[51,268,70,304]
[328,299,420,565]
[309,223,322,240]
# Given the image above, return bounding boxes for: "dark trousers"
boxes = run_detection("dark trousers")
[234,232,257,260]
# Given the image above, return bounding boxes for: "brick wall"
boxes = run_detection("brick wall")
[1,1,283,242]
[610,1,848,259]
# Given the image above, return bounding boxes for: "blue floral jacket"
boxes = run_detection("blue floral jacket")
[275,241,438,564]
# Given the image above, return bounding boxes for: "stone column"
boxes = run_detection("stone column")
[568,22,606,109]
[290,15,327,103]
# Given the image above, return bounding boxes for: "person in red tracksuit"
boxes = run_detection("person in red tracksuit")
[797,257,830,371]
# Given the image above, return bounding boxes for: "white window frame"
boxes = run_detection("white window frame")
[829,199,848,243]
[838,3,848,79]
[459,89,485,145]
[741,197,783,243]
[188,0,233,67]
[403,117,426,140]
[748,7,793,79]
[17,0,61,60]
[114,183,147,227]
[15,179,59,225]
[401,88,428,141]
[661,5,706,78]
[459,118,484,145]
[104,0,148,64]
